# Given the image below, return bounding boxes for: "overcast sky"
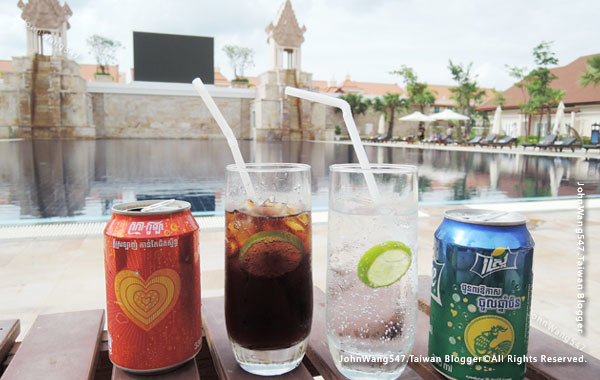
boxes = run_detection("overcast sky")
[1,0,598,90]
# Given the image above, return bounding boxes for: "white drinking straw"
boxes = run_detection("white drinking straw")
[285,87,381,202]
[192,78,256,202]
[140,199,175,212]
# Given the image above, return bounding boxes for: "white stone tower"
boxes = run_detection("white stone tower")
[265,0,306,72]
[253,1,332,141]
[18,0,72,56]
[0,0,93,139]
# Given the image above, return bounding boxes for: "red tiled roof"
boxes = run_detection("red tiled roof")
[0,60,12,72]
[428,84,454,101]
[479,54,600,111]
[214,69,229,85]
[334,79,405,96]
[1,60,125,82]
[312,80,328,91]
[243,76,259,87]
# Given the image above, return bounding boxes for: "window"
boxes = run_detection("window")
[284,49,293,69]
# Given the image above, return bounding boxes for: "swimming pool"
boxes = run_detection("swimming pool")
[0,139,598,222]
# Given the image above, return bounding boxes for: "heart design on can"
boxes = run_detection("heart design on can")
[114,269,181,331]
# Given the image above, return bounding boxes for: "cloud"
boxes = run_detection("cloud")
[1,0,598,89]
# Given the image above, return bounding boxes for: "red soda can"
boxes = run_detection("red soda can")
[104,200,202,373]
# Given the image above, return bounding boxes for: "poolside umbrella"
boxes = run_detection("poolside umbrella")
[399,111,435,122]
[489,158,499,190]
[491,106,502,135]
[552,101,566,136]
[430,109,470,121]
[549,159,565,197]
[570,111,576,134]
[377,113,386,135]
[400,112,435,136]
[513,154,523,173]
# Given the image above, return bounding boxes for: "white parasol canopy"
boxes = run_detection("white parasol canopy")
[552,101,566,136]
[399,111,435,122]
[377,113,386,134]
[430,109,470,121]
[549,159,565,197]
[491,106,502,135]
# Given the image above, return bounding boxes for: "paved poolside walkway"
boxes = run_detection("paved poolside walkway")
[0,199,598,359]
[325,139,600,159]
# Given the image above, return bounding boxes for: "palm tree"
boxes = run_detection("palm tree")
[581,55,600,87]
[368,93,409,139]
[337,93,369,116]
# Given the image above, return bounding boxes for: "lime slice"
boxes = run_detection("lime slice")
[240,230,305,278]
[357,241,412,288]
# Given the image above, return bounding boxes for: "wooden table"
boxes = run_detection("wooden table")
[1,277,598,380]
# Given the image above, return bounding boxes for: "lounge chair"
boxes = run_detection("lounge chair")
[364,134,383,142]
[584,144,600,153]
[478,134,498,146]
[523,134,555,149]
[552,137,580,152]
[583,133,599,153]
[521,141,536,149]
[492,137,518,148]
[464,136,482,145]
[374,135,390,142]
[536,135,558,150]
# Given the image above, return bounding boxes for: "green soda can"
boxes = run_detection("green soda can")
[429,209,535,380]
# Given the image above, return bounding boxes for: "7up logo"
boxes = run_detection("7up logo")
[470,248,518,278]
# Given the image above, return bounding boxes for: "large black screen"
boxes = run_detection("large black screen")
[133,31,214,84]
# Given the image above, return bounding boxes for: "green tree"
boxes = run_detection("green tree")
[505,64,537,136]
[473,110,490,130]
[506,65,528,99]
[87,35,123,75]
[490,89,506,106]
[337,93,369,116]
[367,93,409,139]
[580,55,600,87]
[390,66,436,113]
[521,41,565,137]
[222,45,254,80]
[447,61,487,138]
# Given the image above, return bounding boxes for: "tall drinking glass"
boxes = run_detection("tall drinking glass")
[225,163,312,376]
[327,164,418,379]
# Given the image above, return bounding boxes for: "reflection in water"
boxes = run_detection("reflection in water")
[0,140,598,221]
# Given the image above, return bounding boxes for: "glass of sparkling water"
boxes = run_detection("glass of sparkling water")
[326,164,418,380]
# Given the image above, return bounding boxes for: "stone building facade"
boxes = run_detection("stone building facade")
[252,0,334,141]
[0,54,94,139]
[88,82,254,139]
[0,0,329,141]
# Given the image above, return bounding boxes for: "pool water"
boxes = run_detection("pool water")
[0,139,598,222]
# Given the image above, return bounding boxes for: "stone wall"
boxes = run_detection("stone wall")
[0,57,255,140]
[0,54,94,139]
[90,90,253,139]
[253,69,337,141]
